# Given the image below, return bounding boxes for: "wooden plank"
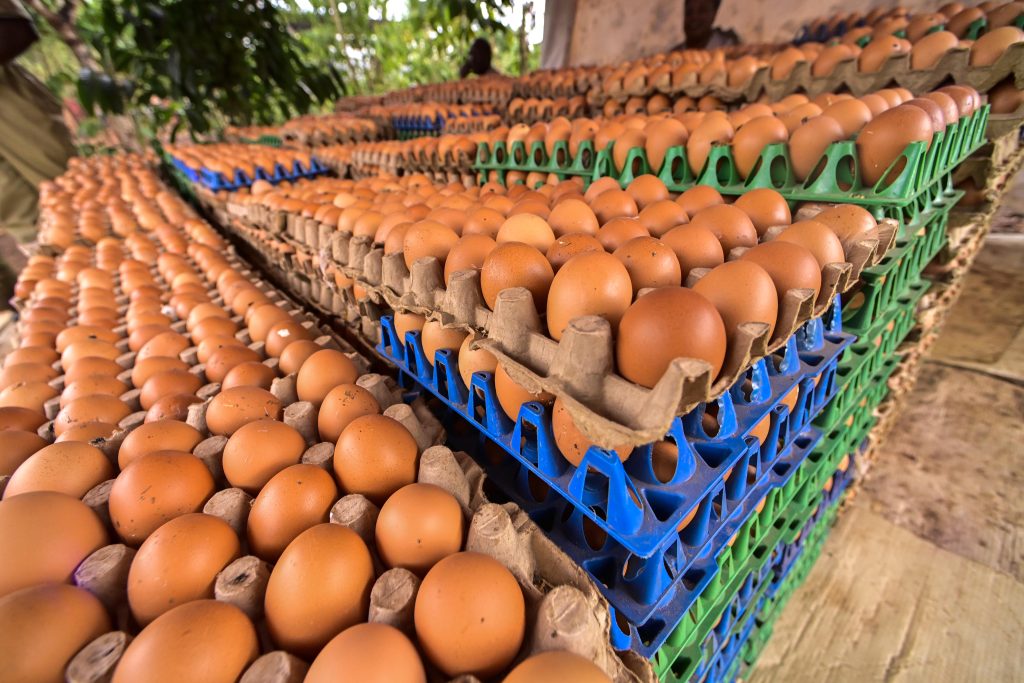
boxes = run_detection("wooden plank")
[749,504,1024,683]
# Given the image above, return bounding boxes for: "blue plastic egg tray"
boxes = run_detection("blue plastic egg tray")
[171,156,329,191]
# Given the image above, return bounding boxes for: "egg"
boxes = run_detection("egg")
[617,287,727,387]
[740,241,823,310]
[375,483,464,576]
[811,44,857,77]
[334,414,418,505]
[245,462,338,560]
[61,339,117,370]
[112,600,258,683]
[625,175,670,210]
[480,242,554,312]
[222,418,306,493]
[858,36,909,72]
[415,551,524,678]
[546,233,604,271]
[295,349,360,407]
[137,331,190,362]
[643,118,689,174]
[265,524,374,657]
[0,584,111,683]
[109,452,215,545]
[732,116,789,178]
[504,651,612,683]
[548,199,600,236]
[675,185,723,216]
[1,361,58,390]
[318,384,381,444]
[938,85,980,117]
[595,217,649,251]
[190,316,238,345]
[494,363,553,422]
[393,312,427,344]
[443,234,497,286]
[463,207,506,237]
[139,369,202,411]
[590,189,639,225]
[205,386,282,436]
[496,213,556,252]
[971,26,1024,65]
[910,31,959,70]
[307,623,426,683]
[545,252,634,341]
[660,224,726,282]
[131,356,189,388]
[857,105,933,186]
[637,199,689,237]
[220,361,276,390]
[0,380,58,412]
[2,431,48,476]
[403,220,460,269]
[61,374,129,406]
[119,420,203,468]
[456,335,498,390]
[0,491,107,597]
[128,513,240,624]
[246,304,293,343]
[4,441,113,499]
[989,79,1024,114]
[56,421,118,443]
[552,398,631,465]
[53,394,131,437]
[694,262,778,348]
[733,189,792,236]
[813,204,879,251]
[613,236,683,295]
[686,116,734,176]
[787,115,847,182]
[421,321,469,367]
[690,205,758,254]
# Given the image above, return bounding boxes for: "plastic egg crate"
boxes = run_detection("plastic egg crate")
[474,139,599,184]
[192,157,329,192]
[377,304,851,556]
[841,201,953,333]
[591,106,988,209]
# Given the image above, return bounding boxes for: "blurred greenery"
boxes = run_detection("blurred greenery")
[16,0,540,140]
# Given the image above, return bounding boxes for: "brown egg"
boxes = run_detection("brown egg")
[205,386,282,436]
[676,185,723,216]
[296,349,360,407]
[444,235,497,285]
[660,224,726,283]
[693,261,779,345]
[0,584,111,683]
[185,303,228,332]
[938,85,980,116]
[690,205,758,254]
[989,79,1024,114]
[546,233,604,271]
[494,363,553,422]
[732,116,789,178]
[145,393,201,423]
[60,374,129,411]
[333,415,418,505]
[53,394,130,437]
[546,252,634,341]
[687,116,734,176]
[910,31,959,70]
[0,491,107,597]
[223,418,306,493]
[265,523,374,657]
[246,304,293,343]
[394,313,427,344]
[0,381,57,412]
[109,451,215,545]
[548,199,600,237]
[480,242,554,312]
[136,331,189,362]
[403,221,460,270]
[248,463,337,561]
[306,623,427,683]
[119,420,203,469]
[971,26,1024,65]
[0,406,46,433]
[859,93,891,117]
[420,321,469,367]
[989,2,1024,29]
[740,241,823,310]
[732,190,790,238]
[131,356,188,388]
[817,100,870,140]
[0,362,58,391]
[60,340,115,371]
[55,421,118,443]
[590,189,639,225]
[317,384,379,444]
[376,483,464,576]
[496,214,556,252]
[811,43,857,78]
[644,118,689,174]
[190,316,238,345]
[906,12,948,42]
[55,325,119,353]
[415,552,525,678]
[112,600,258,683]
[637,200,688,238]
[613,236,683,295]
[62,357,125,386]
[456,336,498,390]
[788,116,848,182]
[857,105,933,186]
[4,441,113,499]
[279,339,322,376]
[504,651,611,683]
[903,97,947,134]
[463,207,505,237]
[583,177,621,203]
[139,369,202,411]
[813,204,880,253]
[946,7,985,37]
[265,321,312,358]
[625,176,670,210]
[2,431,48,476]
[858,36,909,72]
[221,361,276,390]
[552,398,631,465]
[202,345,258,384]
[128,513,240,624]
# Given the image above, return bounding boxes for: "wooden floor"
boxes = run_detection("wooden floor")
[750,186,1024,682]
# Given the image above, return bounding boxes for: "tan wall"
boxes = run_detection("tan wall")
[562,0,944,66]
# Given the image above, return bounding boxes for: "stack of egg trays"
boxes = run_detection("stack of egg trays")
[191,157,330,192]
[376,300,853,656]
[840,192,956,334]
[650,401,862,681]
[592,105,988,218]
[474,139,599,185]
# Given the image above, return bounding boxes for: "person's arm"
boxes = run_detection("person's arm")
[0,17,37,63]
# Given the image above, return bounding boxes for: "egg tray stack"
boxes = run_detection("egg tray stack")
[3,206,655,682]
[171,155,331,193]
[504,97,590,126]
[583,37,1023,109]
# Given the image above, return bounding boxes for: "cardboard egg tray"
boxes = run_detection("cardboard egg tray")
[586,43,1024,107]
[330,213,890,450]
